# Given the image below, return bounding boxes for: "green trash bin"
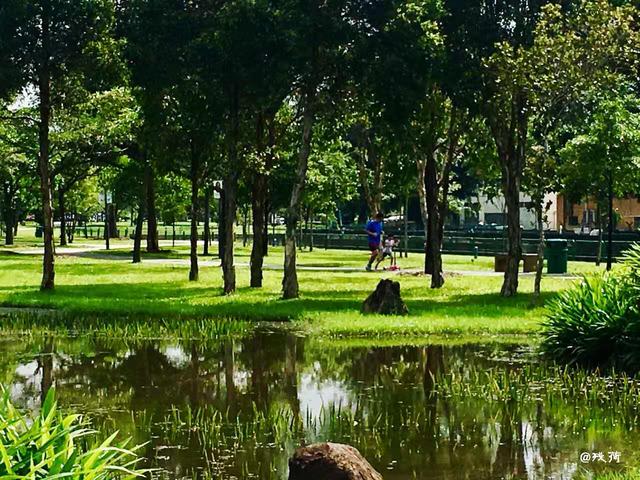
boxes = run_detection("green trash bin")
[35,225,43,238]
[545,239,568,274]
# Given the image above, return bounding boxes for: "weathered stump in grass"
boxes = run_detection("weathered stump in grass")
[289,442,383,480]
[362,279,408,315]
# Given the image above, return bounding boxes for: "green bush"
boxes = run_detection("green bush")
[542,243,640,370]
[0,389,144,479]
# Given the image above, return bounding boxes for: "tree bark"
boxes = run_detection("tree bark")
[189,143,200,282]
[222,173,238,293]
[132,202,144,264]
[222,88,240,294]
[309,210,314,252]
[145,160,160,253]
[596,202,602,266]
[103,190,110,251]
[607,170,614,271]
[416,156,430,275]
[218,191,225,260]
[533,202,544,299]
[426,154,444,288]
[2,185,15,246]
[203,188,211,256]
[283,94,315,300]
[107,203,118,238]
[58,188,67,247]
[501,155,522,296]
[38,24,55,290]
[251,173,267,287]
[403,193,409,258]
[488,94,526,298]
[289,443,383,480]
[242,207,248,247]
[68,211,76,244]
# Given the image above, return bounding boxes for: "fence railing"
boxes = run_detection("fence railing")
[66,226,636,262]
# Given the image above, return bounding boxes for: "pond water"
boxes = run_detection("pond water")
[1,332,639,479]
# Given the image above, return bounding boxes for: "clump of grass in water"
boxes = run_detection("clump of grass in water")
[0,388,145,478]
[542,243,640,370]
[0,312,250,339]
[114,363,640,478]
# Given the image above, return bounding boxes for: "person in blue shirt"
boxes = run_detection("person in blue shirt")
[364,212,384,271]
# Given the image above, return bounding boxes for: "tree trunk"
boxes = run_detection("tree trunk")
[2,186,15,246]
[58,188,67,247]
[501,156,522,297]
[251,173,267,287]
[38,22,55,290]
[437,112,459,255]
[416,157,431,275]
[132,202,144,264]
[145,160,160,253]
[68,211,76,243]
[2,213,14,246]
[107,203,118,238]
[309,210,314,252]
[403,193,409,258]
[242,207,248,247]
[221,175,237,292]
[607,170,614,271]
[203,188,211,256]
[533,202,544,299]
[189,145,200,282]
[486,92,526,297]
[596,202,602,266]
[218,191,225,260]
[355,138,383,216]
[103,190,110,251]
[289,443,382,480]
[222,88,240,294]
[283,94,315,300]
[426,155,444,288]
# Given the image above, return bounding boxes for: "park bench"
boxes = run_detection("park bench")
[494,253,539,273]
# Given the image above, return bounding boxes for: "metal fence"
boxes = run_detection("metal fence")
[69,225,637,262]
[277,229,637,262]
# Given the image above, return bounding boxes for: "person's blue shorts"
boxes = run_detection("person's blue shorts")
[369,242,380,252]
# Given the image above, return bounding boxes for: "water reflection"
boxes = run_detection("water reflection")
[0,333,636,479]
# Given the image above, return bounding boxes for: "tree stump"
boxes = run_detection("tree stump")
[361,279,408,315]
[289,442,383,480]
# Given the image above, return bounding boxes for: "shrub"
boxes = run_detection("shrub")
[542,243,640,370]
[0,389,144,479]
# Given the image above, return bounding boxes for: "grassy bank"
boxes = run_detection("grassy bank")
[0,240,591,338]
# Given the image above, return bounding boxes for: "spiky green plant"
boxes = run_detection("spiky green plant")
[543,243,640,369]
[0,389,144,479]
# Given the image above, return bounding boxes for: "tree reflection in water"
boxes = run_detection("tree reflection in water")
[1,334,637,479]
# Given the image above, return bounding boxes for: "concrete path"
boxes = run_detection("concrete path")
[2,243,580,278]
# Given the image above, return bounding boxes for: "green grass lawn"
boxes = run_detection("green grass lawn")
[0,234,594,338]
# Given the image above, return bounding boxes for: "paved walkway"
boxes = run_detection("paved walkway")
[2,244,581,278]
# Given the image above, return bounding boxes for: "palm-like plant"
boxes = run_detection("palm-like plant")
[0,389,145,479]
[542,243,640,370]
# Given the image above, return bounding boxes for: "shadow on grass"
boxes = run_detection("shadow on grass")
[1,276,555,326]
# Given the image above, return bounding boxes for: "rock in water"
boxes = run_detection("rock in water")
[361,279,408,315]
[289,442,383,480]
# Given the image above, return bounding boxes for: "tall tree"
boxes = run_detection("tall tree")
[280,0,357,299]
[0,0,116,289]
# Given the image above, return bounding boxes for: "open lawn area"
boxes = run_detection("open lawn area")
[0,238,608,338]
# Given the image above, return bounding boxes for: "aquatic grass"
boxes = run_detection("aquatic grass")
[0,389,145,479]
[0,312,250,339]
[104,359,640,479]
